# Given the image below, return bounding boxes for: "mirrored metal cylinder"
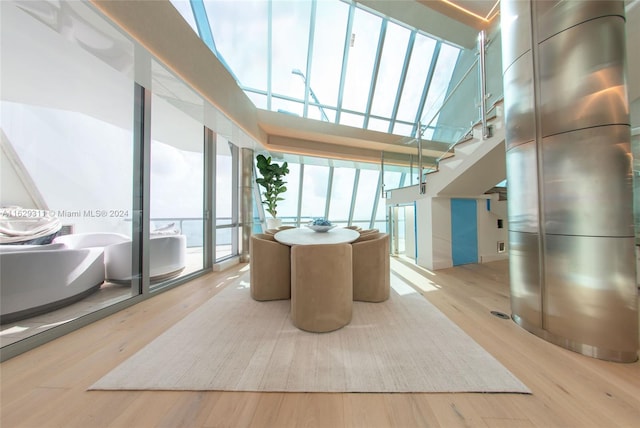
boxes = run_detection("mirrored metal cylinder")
[501,0,638,362]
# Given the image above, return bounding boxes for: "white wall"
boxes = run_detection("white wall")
[393,191,509,270]
[404,205,416,259]
[430,198,453,270]
[477,194,509,263]
[414,197,433,269]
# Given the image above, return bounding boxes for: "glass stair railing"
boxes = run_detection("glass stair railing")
[383,27,504,192]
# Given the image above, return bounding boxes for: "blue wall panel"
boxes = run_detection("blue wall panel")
[451,199,478,265]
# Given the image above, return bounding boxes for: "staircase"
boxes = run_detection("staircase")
[422,102,506,198]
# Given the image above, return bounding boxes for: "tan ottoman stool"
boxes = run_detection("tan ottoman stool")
[290,243,352,332]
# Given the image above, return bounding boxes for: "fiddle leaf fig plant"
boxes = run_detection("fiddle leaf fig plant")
[255,154,289,219]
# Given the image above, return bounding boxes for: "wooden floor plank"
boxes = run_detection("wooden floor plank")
[1,260,639,428]
[203,391,261,428]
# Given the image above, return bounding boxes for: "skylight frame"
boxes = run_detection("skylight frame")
[173,0,465,140]
[362,18,387,130]
[386,29,416,134]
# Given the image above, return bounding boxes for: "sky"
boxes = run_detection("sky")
[170,0,461,137]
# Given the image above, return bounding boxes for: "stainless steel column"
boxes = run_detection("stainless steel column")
[240,148,254,263]
[501,0,638,362]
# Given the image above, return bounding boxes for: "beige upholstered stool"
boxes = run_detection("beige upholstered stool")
[277,225,296,230]
[352,233,390,302]
[249,234,291,301]
[265,225,295,235]
[352,228,379,243]
[290,243,353,332]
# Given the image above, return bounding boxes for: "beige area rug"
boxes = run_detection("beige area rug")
[90,272,530,393]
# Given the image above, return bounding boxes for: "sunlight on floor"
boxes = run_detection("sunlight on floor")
[390,276,419,296]
[390,257,441,293]
[397,255,438,276]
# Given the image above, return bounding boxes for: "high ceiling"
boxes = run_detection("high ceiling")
[164,0,638,166]
[417,0,500,30]
[169,0,493,167]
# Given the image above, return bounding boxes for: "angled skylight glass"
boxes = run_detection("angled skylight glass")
[369,21,410,120]
[170,0,463,139]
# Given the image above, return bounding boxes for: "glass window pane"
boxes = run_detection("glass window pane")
[392,121,414,136]
[421,43,460,124]
[272,98,303,117]
[300,164,329,221]
[215,138,232,227]
[370,22,410,118]
[150,62,204,279]
[376,175,402,231]
[342,8,381,112]
[244,91,267,109]
[216,136,233,260]
[396,33,437,122]
[353,169,379,222]
[272,1,311,99]
[328,167,355,222]
[367,117,390,133]
[309,0,349,107]
[205,1,268,89]
[307,105,336,122]
[373,220,388,233]
[423,115,438,140]
[0,0,135,343]
[275,161,300,224]
[382,170,404,191]
[339,111,364,128]
[352,221,371,229]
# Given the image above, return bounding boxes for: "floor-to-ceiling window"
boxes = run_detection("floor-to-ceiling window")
[1,0,479,358]
[327,166,356,226]
[150,60,205,285]
[252,154,391,232]
[0,0,244,355]
[376,168,404,230]
[215,135,235,261]
[0,0,137,346]
[272,161,301,226]
[352,169,381,228]
[299,163,330,223]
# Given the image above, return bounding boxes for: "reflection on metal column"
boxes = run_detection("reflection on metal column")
[501,0,638,362]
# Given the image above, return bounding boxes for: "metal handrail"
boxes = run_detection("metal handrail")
[387,27,506,193]
[412,56,480,146]
[397,55,480,162]
[413,29,504,148]
[423,96,504,178]
[479,30,489,139]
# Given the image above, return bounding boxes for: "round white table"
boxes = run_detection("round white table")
[274,227,359,246]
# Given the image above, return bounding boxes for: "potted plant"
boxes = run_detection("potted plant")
[255,154,289,229]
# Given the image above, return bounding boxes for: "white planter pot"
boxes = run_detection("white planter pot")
[266,218,282,230]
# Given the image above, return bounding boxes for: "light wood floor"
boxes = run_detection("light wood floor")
[1,259,639,428]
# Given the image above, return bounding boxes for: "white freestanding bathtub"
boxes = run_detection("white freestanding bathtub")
[53,232,187,282]
[104,235,187,283]
[53,232,130,249]
[0,244,105,324]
